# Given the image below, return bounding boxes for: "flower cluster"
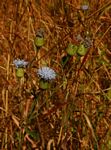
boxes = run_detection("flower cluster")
[37,66,56,80]
[13,59,28,68]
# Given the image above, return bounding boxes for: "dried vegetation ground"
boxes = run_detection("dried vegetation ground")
[0,0,111,149]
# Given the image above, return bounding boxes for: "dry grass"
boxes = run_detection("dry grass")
[0,0,111,149]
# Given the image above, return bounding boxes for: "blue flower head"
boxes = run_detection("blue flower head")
[81,4,89,10]
[37,67,56,80]
[13,59,28,68]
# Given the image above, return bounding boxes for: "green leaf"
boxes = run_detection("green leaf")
[25,128,39,140]
[61,55,70,67]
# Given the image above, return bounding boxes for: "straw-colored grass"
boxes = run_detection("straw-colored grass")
[0,0,111,149]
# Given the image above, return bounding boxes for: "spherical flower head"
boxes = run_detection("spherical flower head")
[37,67,56,80]
[81,4,89,10]
[13,59,28,68]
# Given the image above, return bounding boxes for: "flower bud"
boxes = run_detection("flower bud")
[66,43,78,56]
[16,68,24,78]
[34,36,44,47]
[39,79,50,89]
[77,44,87,56]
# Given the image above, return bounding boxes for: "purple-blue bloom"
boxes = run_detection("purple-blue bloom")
[13,59,28,68]
[37,67,56,80]
[81,4,89,10]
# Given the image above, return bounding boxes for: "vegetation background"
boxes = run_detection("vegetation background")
[0,0,111,149]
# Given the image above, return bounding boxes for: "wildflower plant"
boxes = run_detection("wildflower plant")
[13,59,28,78]
[37,66,56,89]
